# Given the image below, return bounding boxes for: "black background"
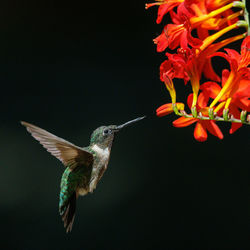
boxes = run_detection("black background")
[0,1,249,249]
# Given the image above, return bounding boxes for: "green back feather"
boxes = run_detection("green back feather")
[59,166,91,215]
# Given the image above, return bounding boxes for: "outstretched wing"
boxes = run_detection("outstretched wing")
[21,121,93,169]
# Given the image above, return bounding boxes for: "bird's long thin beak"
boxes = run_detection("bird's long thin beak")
[115,116,146,131]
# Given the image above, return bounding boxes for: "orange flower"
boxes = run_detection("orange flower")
[209,36,250,109]
[156,103,185,117]
[173,93,223,141]
[152,0,243,51]
[145,0,184,24]
[160,32,246,107]
[201,69,250,134]
[156,74,185,116]
[149,0,249,142]
[153,10,202,51]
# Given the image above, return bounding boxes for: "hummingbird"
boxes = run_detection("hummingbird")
[21,116,145,233]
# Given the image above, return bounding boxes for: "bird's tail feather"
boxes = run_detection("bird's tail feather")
[60,192,77,233]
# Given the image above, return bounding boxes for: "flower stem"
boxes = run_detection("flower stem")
[175,109,250,125]
[243,0,250,35]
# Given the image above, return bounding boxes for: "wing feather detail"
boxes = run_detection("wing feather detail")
[21,121,93,169]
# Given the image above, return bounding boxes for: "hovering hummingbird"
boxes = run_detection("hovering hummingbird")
[21,116,145,233]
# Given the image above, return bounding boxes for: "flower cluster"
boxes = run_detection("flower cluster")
[147,0,250,141]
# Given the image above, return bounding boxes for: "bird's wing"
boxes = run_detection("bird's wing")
[21,121,93,169]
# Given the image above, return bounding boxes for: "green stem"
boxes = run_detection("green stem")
[174,110,250,125]
[243,0,250,35]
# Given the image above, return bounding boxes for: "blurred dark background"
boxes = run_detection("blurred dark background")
[0,1,249,249]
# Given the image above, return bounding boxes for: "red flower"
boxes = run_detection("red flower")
[209,36,250,109]
[156,103,185,116]
[152,0,241,52]
[145,0,184,24]
[153,6,202,51]
[201,69,250,134]
[149,0,249,141]
[162,47,208,107]
[159,52,189,83]
[159,33,246,108]
[173,93,223,141]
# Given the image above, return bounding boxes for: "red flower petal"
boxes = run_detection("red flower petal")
[186,28,203,48]
[240,36,250,68]
[228,103,241,119]
[164,53,189,81]
[173,116,197,127]
[187,93,193,109]
[160,60,173,81]
[229,123,242,134]
[168,23,187,50]
[233,98,250,112]
[211,51,238,72]
[241,35,250,49]
[169,9,183,24]
[221,69,230,87]
[155,1,184,24]
[197,92,209,109]
[233,79,250,99]
[224,48,240,66]
[178,30,189,49]
[156,103,174,117]
[202,59,221,82]
[194,122,208,142]
[153,30,169,52]
[200,81,222,99]
[203,120,223,140]
[197,26,209,40]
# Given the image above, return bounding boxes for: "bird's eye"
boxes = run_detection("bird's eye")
[103,129,111,136]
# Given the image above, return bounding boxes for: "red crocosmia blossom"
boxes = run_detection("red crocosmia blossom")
[209,36,250,109]
[160,33,247,105]
[145,0,184,24]
[201,69,250,134]
[161,45,218,85]
[159,56,189,83]
[153,0,241,52]
[156,103,185,117]
[153,7,202,51]
[173,93,223,141]
[165,48,197,80]
[163,47,211,106]
[149,0,249,141]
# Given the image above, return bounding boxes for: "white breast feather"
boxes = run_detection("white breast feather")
[91,144,110,160]
[88,144,110,192]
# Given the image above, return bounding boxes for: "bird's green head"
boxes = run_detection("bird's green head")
[90,125,116,149]
[90,116,145,149]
